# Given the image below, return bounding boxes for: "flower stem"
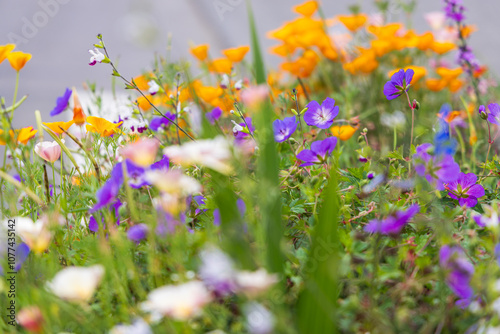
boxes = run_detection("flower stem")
[11,71,19,120]
[51,162,57,198]
[393,126,397,151]
[405,91,415,177]
[483,121,493,175]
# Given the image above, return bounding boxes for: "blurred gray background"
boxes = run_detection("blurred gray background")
[0,0,499,128]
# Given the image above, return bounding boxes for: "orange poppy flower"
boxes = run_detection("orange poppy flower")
[293,1,318,17]
[222,46,250,63]
[416,32,434,51]
[473,66,488,78]
[85,116,122,137]
[136,95,153,111]
[196,85,223,104]
[190,44,209,61]
[7,51,32,71]
[460,25,477,39]
[133,74,152,91]
[0,44,15,65]
[367,23,402,39]
[271,43,297,57]
[448,79,464,93]
[431,41,456,55]
[43,120,75,135]
[331,125,358,141]
[208,58,233,74]
[337,14,368,32]
[436,67,463,82]
[16,127,38,145]
[425,78,447,92]
[72,89,86,125]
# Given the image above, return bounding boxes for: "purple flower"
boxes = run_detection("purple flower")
[234,117,255,141]
[439,245,474,307]
[194,195,207,216]
[303,97,339,129]
[90,162,124,213]
[481,103,500,125]
[213,198,246,226]
[151,155,170,171]
[206,107,222,125]
[446,172,485,207]
[296,137,337,167]
[213,209,221,226]
[383,69,414,100]
[473,203,499,228]
[413,143,460,190]
[364,204,419,235]
[15,243,30,272]
[88,215,100,232]
[273,116,298,142]
[443,0,465,23]
[149,112,177,131]
[199,247,236,296]
[50,88,72,117]
[127,224,149,244]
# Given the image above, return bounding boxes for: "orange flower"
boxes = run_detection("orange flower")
[425,78,447,92]
[331,125,358,141]
[72,89,86,125]
[293,1,318,17]
[367,23,402,39]
[85,116,122,137]
[43,120,74,135]
[431,41,456,55]
[222,46,250,63]
[337,14,368,32]
[460,25,477,39]
[436,67,463,83]
[388,66,427,84]
[7,51,32,71]
[136,95,153,111]
[208,58,233,74]
[270,44,297,57]
[16,127,38,145]
[0,44,15,65]
[416,32,434,51]
[196,85,223,104]
[448,79,464,93]
[190,44,209,61]
[133,74,152,91]
[473,66,487,78]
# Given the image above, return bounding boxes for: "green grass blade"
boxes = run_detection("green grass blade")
[246,0,266,84]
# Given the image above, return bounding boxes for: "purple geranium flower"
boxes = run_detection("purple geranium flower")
[473,203,499,228]
[15,243,30,272]
[206,107,222,125]
[127,224,149,244]
[364,204,419,235]
[194,195,207,215]
[446,172,485,207]
[413,143,460,190]
[383,69,414,100]
[50,88,72,117]
[480,103,500,125]
[303,97,339,129]
[149,112,177,131]
[443,0,465,23]
[213,198,246,226]
[439,245,475,307]
[234,117,255,141]
[90,162,124,213]
[273,116,298,142]
[296,137,338,167]
[199,247,237,297]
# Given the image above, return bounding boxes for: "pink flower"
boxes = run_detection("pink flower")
[120,138,160,167]
[34,141,61,162]
[18,306,44,333]
[425,12,447,31]
[240,85,269,108]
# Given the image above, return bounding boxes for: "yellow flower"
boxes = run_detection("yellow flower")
[0,44,15,65]
[222,46,250,63]
[43,120,75,135]
[190,44,209,61]
[208,58,233,74]
[86,116,122,137]
[331,125,358,141]
[293,1,318,17]
[7,51,32,71]
[431,41,456,55]
[16,127,38,145]
[337,14,368,32]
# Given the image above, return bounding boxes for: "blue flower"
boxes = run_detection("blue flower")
[50,88,72,117]
[273,116,298,142]
[383,69,414,100]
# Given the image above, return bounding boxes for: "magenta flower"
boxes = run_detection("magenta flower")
[273,116,298,142]
[303,97,339,129]
[206,107,222,125]
[296,137,337,167]
[383,69,414,100]
[364,204,419,235]
[446,172,485,207]
[439,245,474,308]
[50,88,72,117]
[88,48,105,66]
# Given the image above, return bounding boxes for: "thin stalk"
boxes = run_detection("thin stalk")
[51,162,57,198]
[11,71,19,119]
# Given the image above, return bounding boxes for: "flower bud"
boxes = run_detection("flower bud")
[412,99,420,110]
[357,136,365,143]
[291,108,298,116]
[479,105,488,120]
[300,107,308,115]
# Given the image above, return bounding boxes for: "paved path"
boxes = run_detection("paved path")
[0,0,498,128]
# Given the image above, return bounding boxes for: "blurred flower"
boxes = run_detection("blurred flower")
[18,306,43,333]
[235,269,278,298]
[208,58,233,74]
[206,107,222,125]
[88,48,105,66]
[388,66,426,84]
[439,245,475,308]
[127,224,149,244]
[90,162,124,213]
[7,51,31,71]
[473,202,499,228]
[72,88,87,126]
[190,44,209,61]
[273,116,297,142]
[140,281,212,321]
[14,216,51,254]
[120,138,160,167]
[164,136,233,175]
[86,116,122,137]
[297,137,337,167]
[49,88,72,117]
[425,11,447,31]
[149,113,176,131]
[293,0,318,17]
[222,46,250,62]
[380,110,406,129]
[446,172,485,207]
[364,204,419,235]
[0,127,38,146]
[35,141,62,163]
[244,302,275,334]
[109,318,152,334]
[15,242,30,271]
[43,120,74,135]
[240,85,269,108]
[0,44,15,65]
[480,103,500,125]
[383,68,414,100]
[330,125,358,141]
[46,265,105,303]
[413,143,460,190]
[337,14,368,32]
[148,80,160,95]
[199,247,237,296]
[213,198,246,226]
[146,169,202,195]
[303,97,339,129]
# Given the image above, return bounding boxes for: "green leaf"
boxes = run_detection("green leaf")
[246,0,266,84]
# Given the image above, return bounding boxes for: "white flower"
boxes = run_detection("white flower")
[235,269,278,297]
[146,170,202,196]
[234,79,243,90]
[380,110,406,129]
[46,265,105,303]
[9,217,51,254]
[244,302,275,334]
[109,318,152,334]
[163,136,234,175]
[220,74,230,89]
[89,48,105,66]
[140,281,212,321]
[148,80,160,95]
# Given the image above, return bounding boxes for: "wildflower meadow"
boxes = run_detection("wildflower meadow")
[2,0,500,333]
